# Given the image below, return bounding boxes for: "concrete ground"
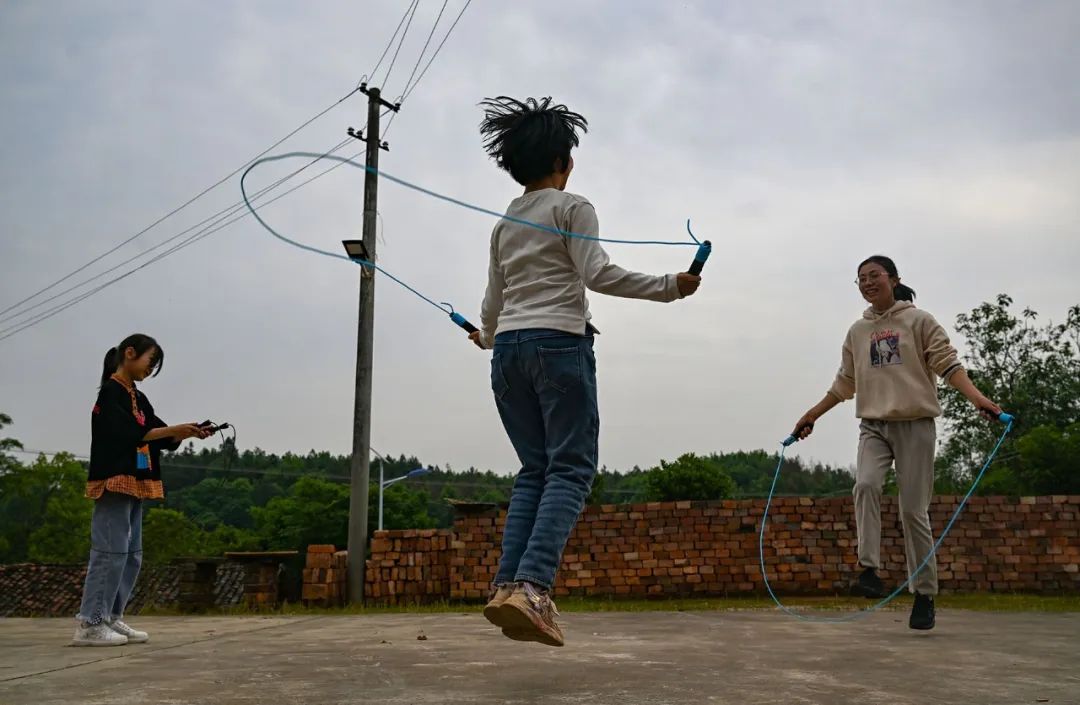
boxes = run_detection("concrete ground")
[1,610,1077,705]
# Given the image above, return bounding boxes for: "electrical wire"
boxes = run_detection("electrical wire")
[0,89,362,321]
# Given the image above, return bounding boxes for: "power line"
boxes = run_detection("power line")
[8,448,351,482]
[397,0,449,102]
[383,0,472,139]
[0,87,362,322]
[0,144,363,342]
[400,0,472,103]
[382,0,449,140]
[1,6,455,337]
[7,448,495,488]
[5,449,833,500]
[9,448,88,460]
[0,141,355,340]
[8,450,862,498]
[6,7,432,323]
[380,0,421,89]
[0,138,354,329]
[367,0,422,83]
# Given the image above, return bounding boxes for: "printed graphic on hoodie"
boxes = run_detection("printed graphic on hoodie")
[870,329,902,368]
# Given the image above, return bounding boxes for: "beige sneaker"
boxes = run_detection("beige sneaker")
[482,583,515,626]
[483,583,532,640]
[492,582,564,647]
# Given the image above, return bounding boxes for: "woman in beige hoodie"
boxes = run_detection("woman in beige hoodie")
[791,255,1002,630]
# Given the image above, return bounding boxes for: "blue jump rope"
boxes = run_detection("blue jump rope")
[760,412,1016,622]
[243,151,1009,622]
[240,151,712,335]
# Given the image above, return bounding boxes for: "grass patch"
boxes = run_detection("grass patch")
[136,592,1080,617]
[931,593,1080,612]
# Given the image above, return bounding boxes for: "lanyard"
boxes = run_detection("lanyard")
[111,374,146,427]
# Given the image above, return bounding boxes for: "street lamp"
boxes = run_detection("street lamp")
[373,452,430,531]
[341,239,370,262]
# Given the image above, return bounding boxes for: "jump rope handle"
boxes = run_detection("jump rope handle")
[688,240,712,276]
[998,412,1015,425]
[450,312,479,334]
[782,422,814,447]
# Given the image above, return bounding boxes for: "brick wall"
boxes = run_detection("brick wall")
[359,495,1080,605]
[364,529,453,605]
[302,544,348,606]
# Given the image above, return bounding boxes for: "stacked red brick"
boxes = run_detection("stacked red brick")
[449,515,503,601]
[392,495,1077,605]
[364,529,453,605]
[302,545,347,606]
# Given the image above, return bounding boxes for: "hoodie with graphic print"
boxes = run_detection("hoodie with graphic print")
[827,301,963,421]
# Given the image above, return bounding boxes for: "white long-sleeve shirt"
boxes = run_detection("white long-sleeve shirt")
[479,189,681,348]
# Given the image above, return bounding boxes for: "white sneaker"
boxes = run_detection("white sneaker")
[107,619,149,644]
[72,622,129,647]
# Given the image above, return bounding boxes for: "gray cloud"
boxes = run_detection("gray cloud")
[2,1,1078,477]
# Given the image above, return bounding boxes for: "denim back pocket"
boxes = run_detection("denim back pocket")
[538,344,582,393]
[491,353,510,400]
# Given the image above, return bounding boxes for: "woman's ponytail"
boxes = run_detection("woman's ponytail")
[893,282,917,302]
[100,347,119,388]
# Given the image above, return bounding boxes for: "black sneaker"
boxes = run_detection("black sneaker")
[909,593,936,630]
[851,567,886,598]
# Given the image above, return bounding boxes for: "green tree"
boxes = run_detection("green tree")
[251,476,349,551]
[205,523,263,555]
[251,477,286,507]
[1011,423,1080,495]
[0,412,23,559]
[26,454,93,563]
[586,467,608,506]
[644,453,737,501]
[142,508,262,564]
[938,296,1080,492]
[0,413,93,564]
[710,450,852,498]
[0,412,20,459]
[167,477,256,529]
[142,508,212,564]
[374,482,437,532]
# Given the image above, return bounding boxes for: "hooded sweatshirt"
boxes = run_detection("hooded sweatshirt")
[827,301,963,420]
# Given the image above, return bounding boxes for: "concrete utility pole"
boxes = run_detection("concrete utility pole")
[346,83,397,604]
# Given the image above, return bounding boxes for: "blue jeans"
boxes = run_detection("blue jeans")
[491,328,599,589]
[77,491,144,624]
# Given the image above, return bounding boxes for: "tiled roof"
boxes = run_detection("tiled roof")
[0,563,246,617]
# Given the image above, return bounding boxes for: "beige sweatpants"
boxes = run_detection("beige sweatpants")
[854,418,938,595]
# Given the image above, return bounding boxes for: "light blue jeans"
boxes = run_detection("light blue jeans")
[77,491,144,625]
[491,329,599,590]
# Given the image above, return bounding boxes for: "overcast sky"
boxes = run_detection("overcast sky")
[1,1,1078,477]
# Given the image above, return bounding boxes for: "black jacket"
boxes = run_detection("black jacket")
[89,379,180,481]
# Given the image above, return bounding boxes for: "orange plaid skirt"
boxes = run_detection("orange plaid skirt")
[86,475,164,500]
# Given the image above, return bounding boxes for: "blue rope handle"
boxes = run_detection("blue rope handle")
[759,413,1015,622]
